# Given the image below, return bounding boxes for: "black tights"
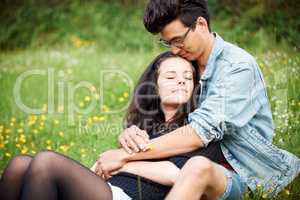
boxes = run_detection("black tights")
[0,150,113,200]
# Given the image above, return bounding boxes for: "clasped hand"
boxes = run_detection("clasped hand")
[91,125,151,179]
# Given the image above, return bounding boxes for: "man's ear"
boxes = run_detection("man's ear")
[195,16,208,31]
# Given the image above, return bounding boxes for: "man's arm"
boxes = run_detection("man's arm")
[92,125,204,177]
[94,125,204,178]
[125,125,204,162]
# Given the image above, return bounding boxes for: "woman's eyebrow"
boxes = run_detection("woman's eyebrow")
[183,70,193,74]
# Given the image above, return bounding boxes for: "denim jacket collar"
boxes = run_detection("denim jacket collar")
[201,33,225,81]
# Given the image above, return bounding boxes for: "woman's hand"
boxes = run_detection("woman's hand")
[94,149,129,179]
[118,125,150,154]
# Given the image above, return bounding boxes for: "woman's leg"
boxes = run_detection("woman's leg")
[166,156,228,200]
[21,150,113,200]
[0,155,33,200]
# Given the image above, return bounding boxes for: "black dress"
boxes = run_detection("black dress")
[107,131,226,200]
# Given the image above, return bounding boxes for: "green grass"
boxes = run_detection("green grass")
[0,1,300,199]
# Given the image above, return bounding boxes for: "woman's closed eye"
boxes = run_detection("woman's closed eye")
[183,72,193,80]
[164,72,176,79]
[166,76,175,79]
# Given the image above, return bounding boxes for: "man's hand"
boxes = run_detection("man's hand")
[94,149,129,179]
[118,125,150,154]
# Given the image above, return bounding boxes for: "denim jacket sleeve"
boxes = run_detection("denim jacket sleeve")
[188,62,262,146]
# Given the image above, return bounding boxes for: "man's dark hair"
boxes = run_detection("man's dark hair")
[144,0,210,34]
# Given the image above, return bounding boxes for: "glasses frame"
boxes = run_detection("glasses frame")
[159,22,196,48]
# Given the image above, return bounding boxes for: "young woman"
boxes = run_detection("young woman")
[0,52,229,200]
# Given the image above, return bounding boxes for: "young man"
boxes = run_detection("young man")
[116,0,300,199]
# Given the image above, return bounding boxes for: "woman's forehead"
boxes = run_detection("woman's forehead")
[159,57,192,72]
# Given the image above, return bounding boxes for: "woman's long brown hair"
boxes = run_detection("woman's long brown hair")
[124,51,200,136]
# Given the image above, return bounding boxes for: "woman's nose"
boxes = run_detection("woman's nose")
[177,77,185,85]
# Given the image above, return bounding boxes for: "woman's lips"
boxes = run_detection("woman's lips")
[172,88,188,93]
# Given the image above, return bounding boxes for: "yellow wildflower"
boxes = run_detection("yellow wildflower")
[284,189,290,195]
[42,104,48,112]
[123,92,129,98]
[262,193,268,199]
[46,140,52,145]
[17,128,24,133]
[53,119,59,125]
[58,131,64,137]
[71,36,84,48]
[59,145,69,153]
[5,152,11,157]
[27,115,37,126]
[46,146,52,150]
[16,143,21,148]
[58,105,64,113]
[79,102,85,108]
[0,143,5,149]
[40,115,47,121]
[30,142,35,148]
[10,122,14,127]
[102,105,110,113]
[33,129,39,134]
[84,96,91,102]
[90,86,96,92]
[88,117,93,125]
[11,117,16,123]
[93,116,99,122]
[19,134,26,144]
[147,143,155,150]
[21,146,28,154]
[118,97,125,102]
[31,150,36,154]
[99,116,106,121]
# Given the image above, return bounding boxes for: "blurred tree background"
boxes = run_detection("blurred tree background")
[0,0,299,50]
[209,0,300,46]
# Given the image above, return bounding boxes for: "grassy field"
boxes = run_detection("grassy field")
[0,1,299,199]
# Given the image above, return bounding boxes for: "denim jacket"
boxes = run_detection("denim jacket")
[188,33,300,197]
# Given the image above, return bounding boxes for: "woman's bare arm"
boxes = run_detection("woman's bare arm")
[118,160,180,186]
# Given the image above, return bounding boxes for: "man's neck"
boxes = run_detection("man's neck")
[196,33,215,76]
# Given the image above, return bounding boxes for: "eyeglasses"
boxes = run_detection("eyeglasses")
[159,23,195,48]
